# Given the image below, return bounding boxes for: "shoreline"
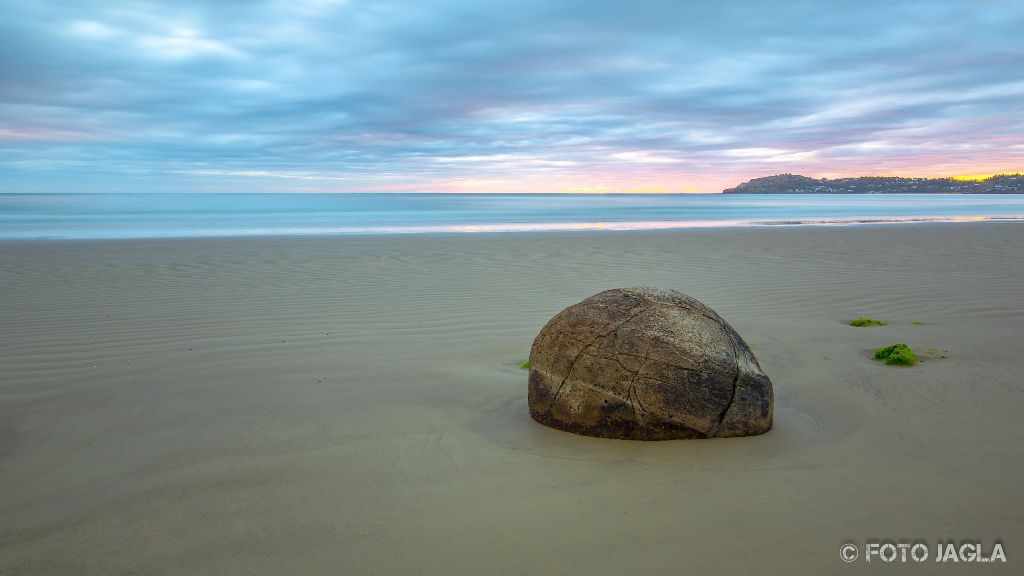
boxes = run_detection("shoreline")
[3,214,1024,242]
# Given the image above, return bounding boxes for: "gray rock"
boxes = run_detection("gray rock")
[528,288,773,440]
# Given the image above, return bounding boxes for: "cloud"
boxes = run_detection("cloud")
[136,28,245,60]
[610,151,681,164]
[1,0,1022,193]
[68,20,120,40]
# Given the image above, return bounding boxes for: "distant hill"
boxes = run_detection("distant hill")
[722,173,1024,194]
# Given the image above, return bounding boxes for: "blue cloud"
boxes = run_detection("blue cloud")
[1,0,1022,192]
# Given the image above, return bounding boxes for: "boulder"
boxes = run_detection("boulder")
[528,287,773,440]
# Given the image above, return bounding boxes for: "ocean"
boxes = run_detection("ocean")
[1,193,1023,239]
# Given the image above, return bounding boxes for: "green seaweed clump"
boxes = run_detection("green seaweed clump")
[519,360,530,370]
[873,343,917,366]
[850,317,888,327]
[911,321,927,326]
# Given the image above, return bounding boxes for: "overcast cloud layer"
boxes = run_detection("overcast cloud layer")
[1,0,1022,192]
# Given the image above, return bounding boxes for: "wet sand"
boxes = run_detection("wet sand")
[1,223,1021,574]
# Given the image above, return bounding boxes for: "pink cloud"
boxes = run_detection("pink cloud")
[0,128,91,142]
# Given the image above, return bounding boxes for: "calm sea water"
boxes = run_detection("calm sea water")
[1,193,1023,239]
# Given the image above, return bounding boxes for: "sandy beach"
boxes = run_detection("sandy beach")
[1,223,1021,575]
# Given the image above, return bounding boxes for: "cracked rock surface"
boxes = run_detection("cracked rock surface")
[528,287,773,440]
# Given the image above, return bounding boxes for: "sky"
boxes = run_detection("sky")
[1,0,1022,193]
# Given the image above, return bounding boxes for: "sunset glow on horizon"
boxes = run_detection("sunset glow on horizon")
[1,1,1022,193]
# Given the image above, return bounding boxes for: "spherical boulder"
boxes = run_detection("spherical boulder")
[528,287,773,440]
